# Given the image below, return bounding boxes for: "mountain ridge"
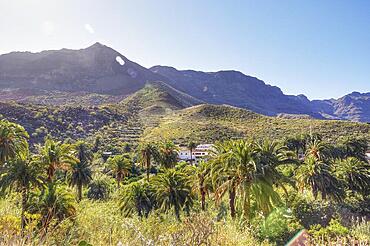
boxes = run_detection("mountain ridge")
[0,43,369,122]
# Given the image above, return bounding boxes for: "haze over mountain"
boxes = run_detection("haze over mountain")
[0,42,165,95]
[0,43,369,122]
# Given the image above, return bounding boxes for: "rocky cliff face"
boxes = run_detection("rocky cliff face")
[312,92,370,122]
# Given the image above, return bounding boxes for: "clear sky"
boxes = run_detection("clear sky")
[0,0,369,99]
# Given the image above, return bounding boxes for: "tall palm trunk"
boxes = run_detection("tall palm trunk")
[199,177,206,211]
[229,186,236,219]
[47,163,56,182]
[117,172,122,188]
[21,187,28,235]
[243,185,251,221]
[77,183,82,201]
[146,155,151,181]
[190,148,193,165]
[174,204,181,221]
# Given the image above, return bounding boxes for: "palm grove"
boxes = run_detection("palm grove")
[0,119,369,244]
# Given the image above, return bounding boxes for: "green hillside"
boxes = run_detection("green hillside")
[1,87,369,150]
[143,104,370,143]
[118,82,202,113]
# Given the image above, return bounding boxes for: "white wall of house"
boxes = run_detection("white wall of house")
[178,149,193,160]
[178,144,214,164]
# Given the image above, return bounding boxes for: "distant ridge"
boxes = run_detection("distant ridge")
[150,65,322,118]
[0,43,369,122]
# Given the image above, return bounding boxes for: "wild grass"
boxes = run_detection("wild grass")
[0,198,269,246]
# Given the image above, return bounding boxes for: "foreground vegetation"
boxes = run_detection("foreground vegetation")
[0,119,369,245]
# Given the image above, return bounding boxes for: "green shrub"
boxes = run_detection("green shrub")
[257,207,302,244]
[309,219,349,240]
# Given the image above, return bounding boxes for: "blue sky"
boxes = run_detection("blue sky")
[0,0,369,99]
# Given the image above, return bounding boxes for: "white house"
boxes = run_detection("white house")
[178,144,214,164]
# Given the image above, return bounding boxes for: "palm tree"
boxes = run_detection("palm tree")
[334,157,370,195]
[0,120,29,165]
[211,139,293,220]
[252,139,296,212]
[187,141,197,165]
[75,141,93,165]
[210,140,240,219]
[107,154,132,188]
[183,160,213,211]
[151,169,193,221]
[210,140,256,219]
[340,138,368,162]
[284,134,307,158]
[92,134,102,153]
[0,152,43,233]
[87,173,112,200]
[305,138,332,161]
[139,143,158,181]
[295,155,345,201]
[36,137,76,182]
[69,142,93,201]
[30,183,76,231]
[120,181,154,217]
[196,160,212,211]
[158,141,178,169]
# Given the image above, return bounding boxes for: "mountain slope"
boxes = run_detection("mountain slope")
[150,66,370,122]
[150,65,322,118]
[0,88,124,106]
[0,42,166,95]
[0,101,126,144]
[312,92,370,122]
[118,82,202,115]
[0,43,369,122]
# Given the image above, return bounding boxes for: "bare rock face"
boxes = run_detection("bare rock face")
[311,92,370,122]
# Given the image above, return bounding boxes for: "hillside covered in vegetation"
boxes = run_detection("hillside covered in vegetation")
[143,104,370,144]
[1,83,370,151]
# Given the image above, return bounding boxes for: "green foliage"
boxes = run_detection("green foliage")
[350,218,370,241]
[0,119,369,244]
[0,119,29,164]
[295,155,345,201]
[143,104,370,144]
[120,181,155,217]
[106,154,132,187]
[151,169,194,220]
[156,141,178,168]
[28,183,77,229]
[87,174,113,200]
[309,219,349,239]
[334,157,370,195]
[257,207,302,244]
